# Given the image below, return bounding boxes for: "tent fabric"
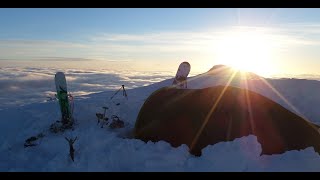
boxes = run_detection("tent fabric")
[134,86,320,156]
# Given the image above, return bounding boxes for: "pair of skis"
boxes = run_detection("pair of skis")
[55,60,190,124]
[55,61,190,126]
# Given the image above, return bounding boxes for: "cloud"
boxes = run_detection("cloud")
[33,57,93,61]
[0,67,173,108]
[271,73,320,81]
[3,24,320,62]
[89,25,320,52]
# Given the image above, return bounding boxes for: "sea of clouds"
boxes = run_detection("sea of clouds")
[0,66,174,109]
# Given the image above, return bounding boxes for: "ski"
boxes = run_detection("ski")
[24,72,75,148]
[55,72,72,125]
[172,61,191,89]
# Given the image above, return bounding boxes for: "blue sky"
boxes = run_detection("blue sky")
[1,8,319,38]
[1,8,320,76]
[0,8,241,40]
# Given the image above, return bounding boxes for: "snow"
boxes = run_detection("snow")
[1,67,320,171]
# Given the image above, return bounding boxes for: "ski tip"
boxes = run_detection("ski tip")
[55,72,65,77]
[55,71,64,74]
[181,61,190,66]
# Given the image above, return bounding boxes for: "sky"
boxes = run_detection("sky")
[1,8,320,76]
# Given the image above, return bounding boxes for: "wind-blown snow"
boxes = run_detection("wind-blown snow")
[1,67,320,171]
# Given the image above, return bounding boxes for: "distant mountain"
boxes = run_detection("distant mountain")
[207,64,233,73]
[205,64,261,80]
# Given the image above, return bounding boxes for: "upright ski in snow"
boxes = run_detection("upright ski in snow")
[55,72,72,124]
[172,61,191,89]
[24,72,73,147]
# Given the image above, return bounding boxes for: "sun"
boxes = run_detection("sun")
[214,28,276,77]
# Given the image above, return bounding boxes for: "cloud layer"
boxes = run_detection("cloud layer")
[0,67,173,109]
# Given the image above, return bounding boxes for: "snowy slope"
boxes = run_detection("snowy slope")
[1,69,320,171]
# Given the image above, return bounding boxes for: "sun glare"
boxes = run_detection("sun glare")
[214,29,276,77]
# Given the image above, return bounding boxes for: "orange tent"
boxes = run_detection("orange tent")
[135,86,320,156]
